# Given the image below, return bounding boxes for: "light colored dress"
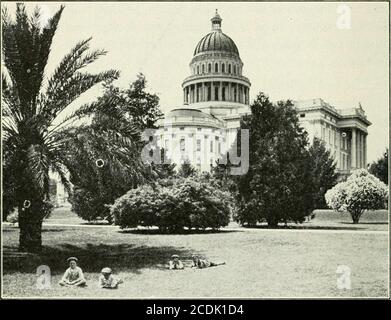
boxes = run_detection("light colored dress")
[60,267,86,285]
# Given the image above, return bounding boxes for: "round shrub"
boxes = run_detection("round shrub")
[325,169,388,223]
[110,176,233,231]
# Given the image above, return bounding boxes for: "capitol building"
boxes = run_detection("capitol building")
[155,11,371,175]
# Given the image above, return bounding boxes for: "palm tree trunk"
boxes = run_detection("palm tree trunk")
[18,204,44,253]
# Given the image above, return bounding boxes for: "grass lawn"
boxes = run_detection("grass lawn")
[2,208,388,298]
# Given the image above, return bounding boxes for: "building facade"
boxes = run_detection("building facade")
[155,11,371,175]
[295,99,371,175]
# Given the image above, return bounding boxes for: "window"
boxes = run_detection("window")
[197,66,199,74]
[300,113,305,118]
[215,63,218,73]
[210,140,213,152]
[197,128,201,131]
[202,64,205,73]
[228,64,231,73]
[233,65,236,74]
[180,138,185,152]
[196,139,201,151]
[215,87,219,100]
[208,63,211,73]
[180,127,184,131]
[222,63,225,73]
[222,87,226,101]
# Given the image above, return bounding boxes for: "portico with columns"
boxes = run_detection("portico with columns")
[295,99,371,176]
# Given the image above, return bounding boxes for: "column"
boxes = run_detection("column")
[202,82,205,102]
[361,132,366,169]
[183,88,186,104]
[235,83,238,102]
[218,82,222,101]
[228,82,232,102]
[363,134,367,168]
[211,82,215,101]
[351,128,357,169]
[360,134,362,169]
[357,131,362,168]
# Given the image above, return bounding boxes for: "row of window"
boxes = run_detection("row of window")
[165,138,221,153]
[193,62,240,75]
[165,127,221,133]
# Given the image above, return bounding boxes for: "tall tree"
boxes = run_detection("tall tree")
[235,93,316,227]
[308,137,339,208]
[369,148,388,185]
[67,75,164,222]
[2,4,119,251]
[177,160,197,178]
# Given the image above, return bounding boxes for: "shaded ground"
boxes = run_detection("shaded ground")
[2,210,389,298]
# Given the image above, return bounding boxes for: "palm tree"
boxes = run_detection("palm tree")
[2,4,119,252]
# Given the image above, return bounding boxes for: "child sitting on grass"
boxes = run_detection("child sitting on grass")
[169,254,184,270]
[99,267,123,289]
[59,257,87,287]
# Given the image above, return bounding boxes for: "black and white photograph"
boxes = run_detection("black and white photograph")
[1,1,389,301]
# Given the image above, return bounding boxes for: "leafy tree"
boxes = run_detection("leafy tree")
[177,160,196,178]
[67,75,163,222]
[2,4,119,251]
[325,169,388,223]
[211,154,239,193]
[308,137,339,208]
[369,148,388,184]
[235,93,316,227]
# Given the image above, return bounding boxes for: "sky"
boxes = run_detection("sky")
[1,1,389,163]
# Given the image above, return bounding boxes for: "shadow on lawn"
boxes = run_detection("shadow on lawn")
[3,243,195,276]
[118,229,240,235]
[242,224,364,231]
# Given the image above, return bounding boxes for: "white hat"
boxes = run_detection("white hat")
[101,267,112,274]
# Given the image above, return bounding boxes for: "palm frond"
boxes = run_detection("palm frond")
[2,4,64,118]
[45,69,119,124]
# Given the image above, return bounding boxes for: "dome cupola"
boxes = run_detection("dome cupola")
[193,10,239,57]
[181,10,251,117]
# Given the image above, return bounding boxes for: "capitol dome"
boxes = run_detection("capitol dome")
[181,10,251,117]
[194,32,239,56]
[193,10,239,57]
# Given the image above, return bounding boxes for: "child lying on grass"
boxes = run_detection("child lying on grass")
[191,255,226,269]
[99,267,123,289]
